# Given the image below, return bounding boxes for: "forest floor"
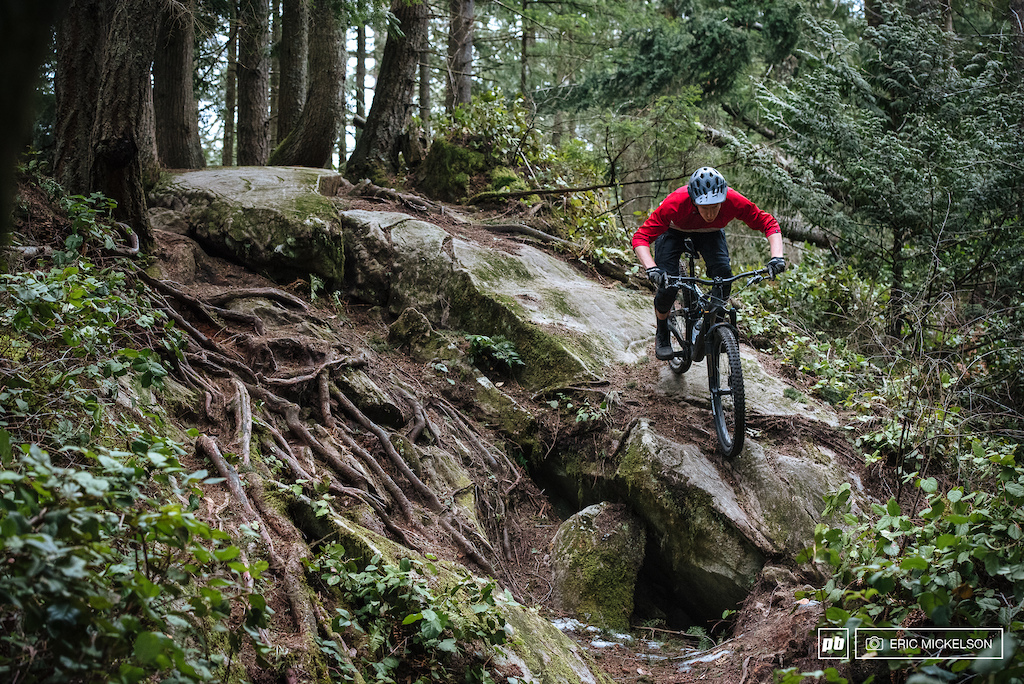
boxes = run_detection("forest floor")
[11,178,885,684]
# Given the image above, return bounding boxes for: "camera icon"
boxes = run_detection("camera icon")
[865,636,885,652]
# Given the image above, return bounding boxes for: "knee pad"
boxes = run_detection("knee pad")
[654,286,678,315]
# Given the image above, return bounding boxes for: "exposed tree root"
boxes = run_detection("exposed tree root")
[344,178,441,214]
[139,264,538,677]
[203,287,311,312]
[473,222,580,249]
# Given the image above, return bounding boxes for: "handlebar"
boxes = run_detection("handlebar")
[663,267,771,289]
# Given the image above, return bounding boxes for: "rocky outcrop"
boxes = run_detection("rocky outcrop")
[544,419,856,621]
[150,166,868,635]
[150,167,347,289]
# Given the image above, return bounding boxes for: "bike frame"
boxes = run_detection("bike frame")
[664,267,767,361]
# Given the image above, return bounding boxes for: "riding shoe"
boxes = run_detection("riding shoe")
[655,322,674,360]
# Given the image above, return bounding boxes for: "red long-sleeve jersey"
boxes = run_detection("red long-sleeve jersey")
[631,186,781,249]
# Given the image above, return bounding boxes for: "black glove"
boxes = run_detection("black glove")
[646,266,666,289]
[766,257,786,279]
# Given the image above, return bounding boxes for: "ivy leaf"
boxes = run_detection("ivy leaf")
[900,557,929,571]
[134,631,168,665]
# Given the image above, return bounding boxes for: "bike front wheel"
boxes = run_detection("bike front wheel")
[666,308,692,374]
[707,325,745,457]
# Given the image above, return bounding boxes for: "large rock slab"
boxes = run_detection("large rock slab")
[657,347,841,427]
[336,208,653,389]
[149,167,347,288]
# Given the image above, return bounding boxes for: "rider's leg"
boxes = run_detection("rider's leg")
[652,232,686,360]
[693,229,732,305]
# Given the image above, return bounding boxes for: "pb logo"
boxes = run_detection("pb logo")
[818,628,850,659]
[822,636,845,651]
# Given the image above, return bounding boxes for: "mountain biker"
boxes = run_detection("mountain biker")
[632,166,785,361]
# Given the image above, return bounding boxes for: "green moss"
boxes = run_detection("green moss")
[418,139,485,202]
[556,543,638,631]
[444,271,585,389]
[487,167,529,193]
[470,253,533,287]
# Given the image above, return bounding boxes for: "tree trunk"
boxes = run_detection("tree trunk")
[351,21,366,156]
[445,0,473,112]
[269,0,280,147]
[420,44,431,143]
[519,0,532,105]
[55,0,112,196]
[1012,0,1024,83]
[153,0,206,169]
[345,0,427,182]
[1,0,70,244]
[89,0,160,249]
[139,70,160,186]
[237,0,271,165]
[277,0,309,144]
[268,0,342,167]
[223,7,238,166]
[355,23,366,122]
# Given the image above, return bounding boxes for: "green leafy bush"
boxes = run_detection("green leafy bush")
[0,192,180,448]
[464,334,525,376]
[311,545,511,684]
[437,90,551,169]
[0,433,270,683]
[805,437,1024,679]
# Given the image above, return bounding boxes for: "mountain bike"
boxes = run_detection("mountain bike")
[662,241,771,458]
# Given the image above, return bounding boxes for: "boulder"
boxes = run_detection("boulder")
[551,502,647,630]
[544,417,859,622]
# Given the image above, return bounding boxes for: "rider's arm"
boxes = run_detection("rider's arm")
[767,231,784,259]
[634,244,657,270]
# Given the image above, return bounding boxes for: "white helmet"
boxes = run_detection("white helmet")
[688,166,728,205]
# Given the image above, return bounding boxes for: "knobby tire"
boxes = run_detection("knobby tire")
[667,309,692,375]
[707,325,745,457]
[667,287,694,375]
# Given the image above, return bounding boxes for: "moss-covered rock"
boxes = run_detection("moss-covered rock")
[488,166,529,193]
[150,167,347,290]
[551,502,646,631]
[387,307,437,358]
[417,139,485,202]
[537,418,862,623]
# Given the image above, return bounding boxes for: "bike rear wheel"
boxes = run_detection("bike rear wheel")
[707,325,745,457]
